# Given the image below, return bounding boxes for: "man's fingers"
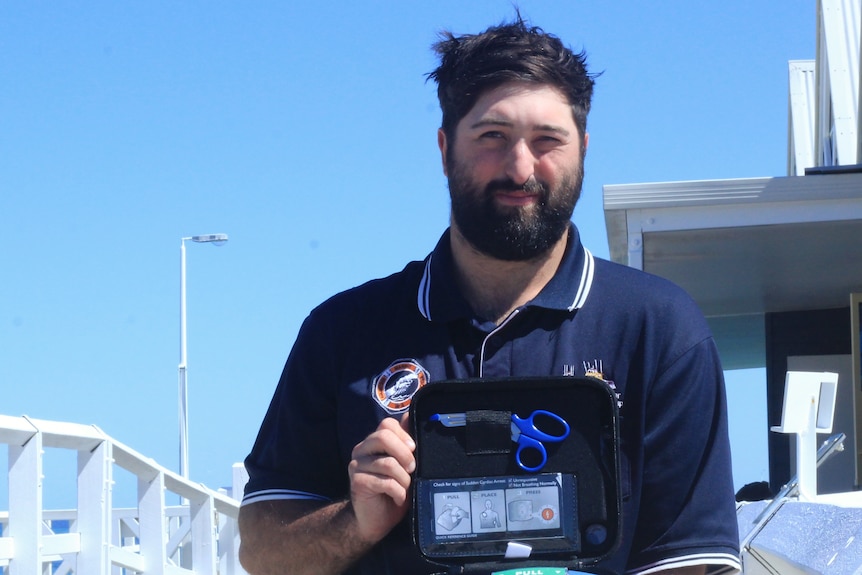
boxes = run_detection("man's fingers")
[351,418,416,472]
[349,449,413,488]
[348,417,416,504]
[380,415,416,451]
[349,465,411,505]
[347,417,418,543]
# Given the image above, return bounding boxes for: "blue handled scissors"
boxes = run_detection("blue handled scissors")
[430,410,571,472]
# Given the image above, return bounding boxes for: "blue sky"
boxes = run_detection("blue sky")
[1,2,814,508]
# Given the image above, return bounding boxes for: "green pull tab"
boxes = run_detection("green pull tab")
[491,568,568,575]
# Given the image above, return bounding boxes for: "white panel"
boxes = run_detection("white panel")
[108,547,147,572]
[0,538,11,561]
[41,532,80,556]
[77,440,112,575]
[789,60,817,175]
[190,496,217,574]
[788,355,856,495]
[138,471,168,575]
[772,371,838,434]
[821,0,861,164]
[231,462,249,501]
[7,428,41,575]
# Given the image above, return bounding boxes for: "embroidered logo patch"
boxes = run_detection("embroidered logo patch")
[372,359,429,414]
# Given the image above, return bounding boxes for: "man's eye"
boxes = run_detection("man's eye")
[536,135,562,144]
[479,131,505,139]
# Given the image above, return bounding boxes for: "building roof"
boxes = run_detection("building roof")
[604,173,862,369]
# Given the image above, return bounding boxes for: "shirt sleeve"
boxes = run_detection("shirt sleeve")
[626,336,741,574]
[242,309,348,505]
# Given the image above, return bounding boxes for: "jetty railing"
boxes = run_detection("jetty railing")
[0,414,249,574]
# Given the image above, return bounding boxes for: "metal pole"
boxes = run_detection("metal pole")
[742,432,846,550]
[179,238,189,479]
[177,233,227,480]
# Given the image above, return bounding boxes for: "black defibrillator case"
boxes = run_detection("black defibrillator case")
[409,376,621,575]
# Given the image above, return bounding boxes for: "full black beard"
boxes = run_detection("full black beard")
[447,162,583,261]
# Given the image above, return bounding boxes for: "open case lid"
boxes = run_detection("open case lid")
[410,376,621,574]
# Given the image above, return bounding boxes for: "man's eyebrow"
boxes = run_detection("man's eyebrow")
[469,118,571,137]
[469,118,513,130]
[534,123,571,137]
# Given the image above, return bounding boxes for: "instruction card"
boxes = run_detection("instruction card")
[420,473,577,548]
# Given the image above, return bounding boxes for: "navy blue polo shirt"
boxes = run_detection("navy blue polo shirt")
[243,225,741,575]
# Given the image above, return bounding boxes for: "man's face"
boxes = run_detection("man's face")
[439,82,587,261]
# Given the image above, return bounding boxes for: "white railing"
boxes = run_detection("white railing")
[0,414,249,575]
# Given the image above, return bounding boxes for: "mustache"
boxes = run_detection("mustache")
[484,177,547,196]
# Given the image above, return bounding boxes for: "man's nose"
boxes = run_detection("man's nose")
[505,139,536,186]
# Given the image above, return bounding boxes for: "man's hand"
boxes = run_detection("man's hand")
[348,415,416,543]
[239,415,416,575]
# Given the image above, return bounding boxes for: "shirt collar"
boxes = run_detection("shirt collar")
[416,224,595,322]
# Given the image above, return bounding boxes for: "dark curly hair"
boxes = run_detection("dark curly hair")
[428,15,597,142]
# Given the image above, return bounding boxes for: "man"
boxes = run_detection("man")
[238,17,741,575]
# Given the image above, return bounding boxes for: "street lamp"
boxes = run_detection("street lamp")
[179,233,228,479]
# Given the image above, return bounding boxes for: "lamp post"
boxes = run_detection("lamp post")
[179,233,228,479]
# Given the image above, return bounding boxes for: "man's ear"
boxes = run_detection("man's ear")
[583,132,589,154]
[437,128,449,176]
